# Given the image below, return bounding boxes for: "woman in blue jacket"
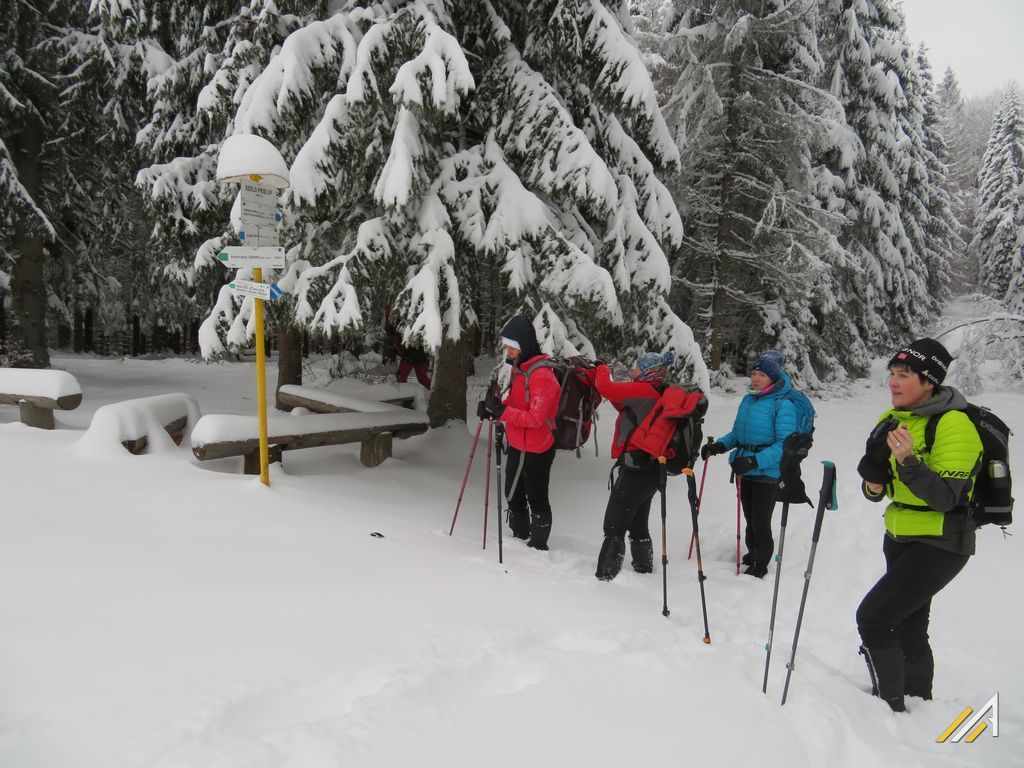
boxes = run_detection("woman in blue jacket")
[701,350,798,577]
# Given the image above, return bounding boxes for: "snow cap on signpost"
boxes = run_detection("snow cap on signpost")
[216,134,290,188]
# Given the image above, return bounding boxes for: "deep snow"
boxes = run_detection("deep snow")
[0,352,1020,768]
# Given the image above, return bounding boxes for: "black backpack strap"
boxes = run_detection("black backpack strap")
[923,412,945,455]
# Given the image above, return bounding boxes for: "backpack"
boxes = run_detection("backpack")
[924,404,1013,529]
[776,389,816,505]
[627,384,708,476]
[524,358,603,455]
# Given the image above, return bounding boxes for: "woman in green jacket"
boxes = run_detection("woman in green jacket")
[855,338,983,712]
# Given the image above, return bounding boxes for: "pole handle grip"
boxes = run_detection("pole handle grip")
[812,461,836,542]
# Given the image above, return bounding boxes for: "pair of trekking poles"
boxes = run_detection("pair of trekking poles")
[686,436,838,704]
[449,415,507,563]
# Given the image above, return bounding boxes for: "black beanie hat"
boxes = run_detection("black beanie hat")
[888,338,952,386]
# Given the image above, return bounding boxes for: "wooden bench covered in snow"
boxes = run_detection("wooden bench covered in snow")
[78,393,201,455]
[191,409,430,472]
[276,384,416,414]
[0,368,82,429]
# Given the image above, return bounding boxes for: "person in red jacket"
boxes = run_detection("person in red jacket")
[478,315,560,550]
[384,307,431,389]
[592,350,675,580]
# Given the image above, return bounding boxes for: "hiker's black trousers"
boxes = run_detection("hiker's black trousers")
[857,536,969,656]
[505,445,556,545]
[740,477,778,567]
[603,464,659,541]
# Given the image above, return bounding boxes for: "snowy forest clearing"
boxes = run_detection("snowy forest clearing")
[1,355,1021,768]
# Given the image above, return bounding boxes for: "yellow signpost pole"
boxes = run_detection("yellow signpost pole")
[249,173,271,487]
[252,263,270,487]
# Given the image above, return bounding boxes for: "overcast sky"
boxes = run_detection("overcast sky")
[898,0,1024,97]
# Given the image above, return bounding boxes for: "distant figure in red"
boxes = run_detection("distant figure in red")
[385,307,431,389]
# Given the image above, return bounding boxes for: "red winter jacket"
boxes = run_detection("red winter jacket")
[499,354,560,453]
[594,364,662,459]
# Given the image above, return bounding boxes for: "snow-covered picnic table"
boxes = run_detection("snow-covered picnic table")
[0,368,82,429]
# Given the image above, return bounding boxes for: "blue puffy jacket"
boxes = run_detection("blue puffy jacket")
[718,373,799,481]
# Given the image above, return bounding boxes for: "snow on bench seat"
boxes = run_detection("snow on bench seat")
[276,385,406,414]
[191,409,430,471]
[0,368,83,429]
[77,393,201,456]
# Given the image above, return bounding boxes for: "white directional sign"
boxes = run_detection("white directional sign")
[228,280,284,301]
[239,180,282,228]
[238,227,280,248]
[218,246,285,269]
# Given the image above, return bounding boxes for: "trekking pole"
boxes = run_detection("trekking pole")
[688,436,715,561]
[684,467,712,644]
[658,457,670,617]
[450,418,485,535]
[735,475,742,575]
[780,461,838,705]
[762,500,791,692]
[482,420,493,549]
[494,422,505,564]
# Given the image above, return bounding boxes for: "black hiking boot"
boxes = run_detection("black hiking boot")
[630,537,654,574]
[904,653,934,700]
[527,520,550,550]
[860,645,906,712]
[596,537,626,581]
[741,552,755,567]
[508,510,530,540]
[743,562,768,578]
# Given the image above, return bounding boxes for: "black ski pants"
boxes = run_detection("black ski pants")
[602,464,659,541]
[857,536,969,657]
[740,477,778,567]
[505,445,556,547]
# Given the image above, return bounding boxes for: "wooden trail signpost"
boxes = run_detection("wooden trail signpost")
[215,134,290,487]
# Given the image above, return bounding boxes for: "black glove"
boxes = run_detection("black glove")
[731,455,757,476]
[477,399,505,420]
[857,454,892,485]
[700,441,727,461]
[865,416,899,463]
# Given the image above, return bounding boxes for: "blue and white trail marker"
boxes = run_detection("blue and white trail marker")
[228,280,284,301]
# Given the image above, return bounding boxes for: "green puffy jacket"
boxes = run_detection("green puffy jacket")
[866,386,983,554]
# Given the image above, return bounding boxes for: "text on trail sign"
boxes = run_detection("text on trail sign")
[218,246,286,269]
[229,280,284,301]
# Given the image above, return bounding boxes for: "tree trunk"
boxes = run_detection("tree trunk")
[83,308,94,353]
[10,117,49,368]
[57,321,71,350]
[275,325,303,410]
[74,309,84,353]
[427,331,473,427]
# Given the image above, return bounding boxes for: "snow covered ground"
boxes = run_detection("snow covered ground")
[1,353,1021,768]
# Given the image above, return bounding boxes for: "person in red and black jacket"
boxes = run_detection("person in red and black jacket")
[477,315,560,550]
[591,350,675,581]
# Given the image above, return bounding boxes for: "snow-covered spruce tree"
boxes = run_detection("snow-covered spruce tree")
[663,0,859,384]
[208,0,706,424]
[819,0,932,352]
[899,46,958,310]
[970,88,1024,301]
[936,68,977,282]
[92,0,324,371]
